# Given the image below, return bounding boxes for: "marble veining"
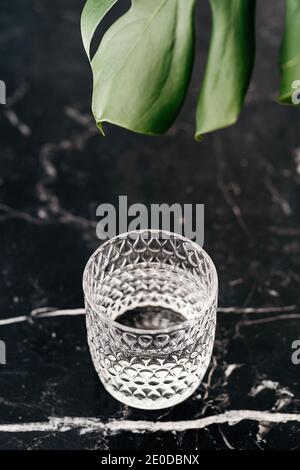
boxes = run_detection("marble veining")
[0,0,300,450]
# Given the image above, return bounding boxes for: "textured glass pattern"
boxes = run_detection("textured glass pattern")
[83,230,218,410]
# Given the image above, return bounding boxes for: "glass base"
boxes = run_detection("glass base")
[100,377,202,410]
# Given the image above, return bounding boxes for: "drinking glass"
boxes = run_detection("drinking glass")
[83,230,218,410]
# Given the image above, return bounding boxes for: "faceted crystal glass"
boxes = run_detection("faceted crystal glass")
[83,230,218,410]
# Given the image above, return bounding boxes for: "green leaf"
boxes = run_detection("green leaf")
[195,0,256,140]
[81,0,118,59]
[279,0,300,105]
[81,0,196,135]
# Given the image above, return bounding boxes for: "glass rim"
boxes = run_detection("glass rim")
[82,229,218,335]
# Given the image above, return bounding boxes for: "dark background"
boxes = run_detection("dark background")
[0,0,300,450]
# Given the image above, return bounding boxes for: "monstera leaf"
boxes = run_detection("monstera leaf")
[81,0,196,135]
[81,0,300,139]
[195,0,256,139]
[279,0,300,105]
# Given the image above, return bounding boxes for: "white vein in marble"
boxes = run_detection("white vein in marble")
[0,410,300,435]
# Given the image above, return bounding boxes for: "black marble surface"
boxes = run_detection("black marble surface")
[0,0,300,450]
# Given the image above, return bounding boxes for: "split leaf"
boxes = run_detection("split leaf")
[81,0,196,135]
[279,0,300,105]
[195,0,256,139]
[81,0,119,59]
